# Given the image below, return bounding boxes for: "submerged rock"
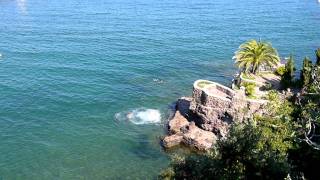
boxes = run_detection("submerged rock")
[162,134,183,148]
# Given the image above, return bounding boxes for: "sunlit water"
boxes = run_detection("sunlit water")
[0,0,320,178]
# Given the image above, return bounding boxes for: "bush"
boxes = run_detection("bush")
[261,82,273,91]
[300,57,313,87]
[241,73,255,80]
[160,120,294,180]
[275,66,286,76]
[266,90,294,118]
[281,55,296,89]
[316,48,320,65]
[242,82,256,97]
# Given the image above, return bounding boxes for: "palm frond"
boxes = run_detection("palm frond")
[234,39,280,74]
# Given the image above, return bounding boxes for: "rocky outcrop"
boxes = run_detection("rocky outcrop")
[167,110,189,135]
[163,80,267,151]
[181,121,217,150]
[162,97,217,151]
[162,134,183,148]
[190,80,267,137]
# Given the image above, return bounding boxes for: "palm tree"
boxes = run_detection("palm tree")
[234,39,280,74]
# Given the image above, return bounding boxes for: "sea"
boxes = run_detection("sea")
[0,0,319,179]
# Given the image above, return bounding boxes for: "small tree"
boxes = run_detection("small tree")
[242,82,256,97]
[308,65,320,93]
[315,48,320,65]
[281,55,296,88]
[300,57,313,87]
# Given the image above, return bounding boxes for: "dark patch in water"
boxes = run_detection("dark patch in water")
[129,134,163,160]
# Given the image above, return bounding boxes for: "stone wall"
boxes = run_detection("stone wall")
[190,80,266,137]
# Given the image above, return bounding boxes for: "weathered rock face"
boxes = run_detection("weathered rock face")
[162,97,217,151]
[168,110,189,135]
[163,80,267,150]
[181,122,217,150]
[190,80,267,137]
[162,134,183,148]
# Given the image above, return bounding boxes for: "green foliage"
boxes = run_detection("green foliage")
[241,73,255,80]
[281,55,296,89]
[242,82,256,97]
[275,66,286,76]
[289,142,320,180]
[300,56,313,87]
[161,118,294,180]
[159,154,219,180]
[308,83,320,94]
[234,39,280,74]
[266,90,294,117]
[285,55,296,79]
[298,53,320,92]
[160,89,297,180]
[316,48,320,65]
[161,48,320,180]
[289,95,320,179]
[261,82,273,91]
[304,64,320,93]
[217,119,293,179]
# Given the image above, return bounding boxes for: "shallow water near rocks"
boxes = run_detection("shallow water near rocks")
[0,0,320,179]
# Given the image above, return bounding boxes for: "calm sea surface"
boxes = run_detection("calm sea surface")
[0,0,320,179]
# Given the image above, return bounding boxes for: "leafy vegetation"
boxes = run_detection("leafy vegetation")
[241,73,255,80]
[280,55,296,89]
[242,82,256,97]
[234,39,280,74]
[161,47,320,180]
[261,82,273,91]
[160,91,295,180]
[301,57,313,87]
[316,48,320,65]
[275,66,286,76]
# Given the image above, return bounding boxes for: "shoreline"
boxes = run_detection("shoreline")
[161,73,286,151]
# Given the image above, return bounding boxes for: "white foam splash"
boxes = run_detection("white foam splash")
[115,108,161,125]
[153,78,164,84]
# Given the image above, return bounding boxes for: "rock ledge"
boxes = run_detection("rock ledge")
[162,97,217,151]
[162,80,267,151]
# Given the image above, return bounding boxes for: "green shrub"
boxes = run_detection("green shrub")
[242,73,255,80]
[266,90,294,118]
[316,48,320,65]
[275,66,286,76]
[308,83,320,93]
[261,82,273,91]
[300,57,313,87]
[281,55,296,89]
[160,120,294,180]
[242,82,256,97]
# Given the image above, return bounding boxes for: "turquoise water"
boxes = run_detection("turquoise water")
[0,0,320,179]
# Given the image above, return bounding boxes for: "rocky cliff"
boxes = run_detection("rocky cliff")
[162,80,267,150]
